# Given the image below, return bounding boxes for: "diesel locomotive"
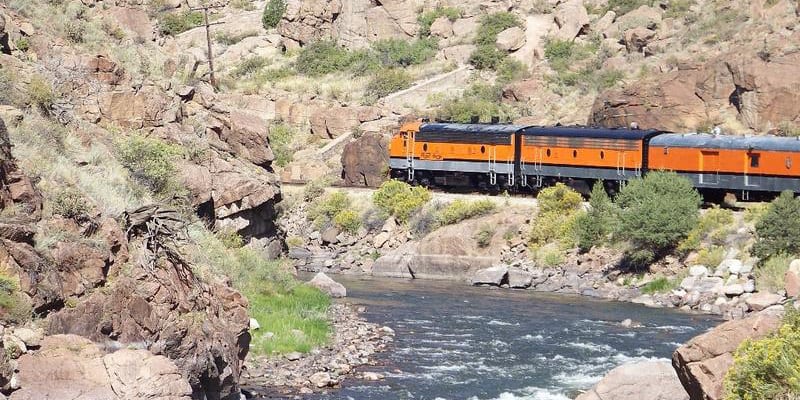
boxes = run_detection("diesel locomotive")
[388,120,800,200]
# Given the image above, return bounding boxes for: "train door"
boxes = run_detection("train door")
[745,152,762,188]
[700,150,719,185]
[403,131,415,181]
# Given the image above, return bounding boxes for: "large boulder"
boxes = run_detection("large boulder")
[341,133,390,187]
[496,26,525,51]
[471,265,508,286]
[554,0,590,40]
[786,259,800,297]
[308,272,347,298]
[576,361,688,400]
[744,292,783,312]
[10,334,192,400]
[672,313,782,400]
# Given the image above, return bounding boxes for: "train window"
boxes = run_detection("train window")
[663,147,669,155]
[600,151,605,159]
[481,146,486,154]
[423,143,428,151]
[573,150,578,158]
[749,153,760,168]
[546,149,551,157]
[787,157,793,169]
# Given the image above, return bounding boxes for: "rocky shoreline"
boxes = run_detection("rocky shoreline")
[241,303,394,398]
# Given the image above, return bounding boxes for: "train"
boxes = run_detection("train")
[388,120,800,200]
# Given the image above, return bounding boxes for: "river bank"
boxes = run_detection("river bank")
[241,302,394,398]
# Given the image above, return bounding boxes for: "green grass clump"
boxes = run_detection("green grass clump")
[230,56,270,78]
[755,254,794,293]
[433,82,519,123]
[262,0,286,29]
[474,224,495,248]
[190,227,330,356]
[116,134,183,196]
[418,7,462,37]
[543,37,622,92]
[602,0,656,15]
[724,311,800,400]
[372,180,431,223]
[365,69,413,101]
[0,273,31,324]
[435,199,496,226]
[678,205,734,253]
[158,11,204,36]
[696,246,725,269]
[268,123,295,168]
[51,188,89,219]
[28,75,55,110]
[641,276,678,294]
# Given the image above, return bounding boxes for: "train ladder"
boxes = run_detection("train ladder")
[533,148,544,187]
[405,134,415,182]
[489,147,497,186]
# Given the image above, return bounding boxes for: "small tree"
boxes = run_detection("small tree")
[576,182,617,251]
[537,182,582,214]
[616,171,701,265]
[753,190,800,259]
[372,180,431,223]
[262,0,286,29]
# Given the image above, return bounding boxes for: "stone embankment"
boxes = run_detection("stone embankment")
[241,303,394,397]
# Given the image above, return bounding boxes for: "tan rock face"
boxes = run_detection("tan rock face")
[591,51,800,132]
[10,334,192,400]
[340,133,390,187]
[785,259,800,297]
[672,313,781,400]
[496,26,526,51]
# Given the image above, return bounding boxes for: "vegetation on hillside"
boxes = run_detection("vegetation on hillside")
[725,311,800,400]
[262,0,287,29]
[372,180,431,223]
[469,12,523,70]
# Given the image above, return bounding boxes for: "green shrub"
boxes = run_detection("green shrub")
[435,199,496,226]
[678,206,734,253]
[641,276,678,294]
[474,224,495,248]
[537,183,582,214]
[755,254,794,293]
[435,95,508,123]
[475,12,522,45]
[371,38,437,67]
[469,44,508,70]
[372,180,431,223]
[0,274,31,324]
[365,69,413,101]
[64,21,85,43]
[262,0,286,29]
[303,178,328,202]
[753,191,800,260]
[215,31,258,45]
[295,40,355,76]
[230,56,270,78]
[617,171,701,257]
[724,310,800,400]
[116,134,182,195]
[216,227,245,249]
[537,246,566,267]
[14,37,30,52]
[51,188,89,219]
[577,182,617,251]
[28,75,55,109]
[269,123,295,167]
[697,246,725,269]
[418,7,461,37]
[309,191,351,225]
[333,209,362,234]
[159,11,204,36]
[603,0,656,15]
[529,210,582,250]
[496,58,529,83]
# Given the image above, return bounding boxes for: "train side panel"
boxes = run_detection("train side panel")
[649,134,800,193]
[519,127,659,182]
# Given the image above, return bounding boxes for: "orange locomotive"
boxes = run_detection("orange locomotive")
[389,121,800,198]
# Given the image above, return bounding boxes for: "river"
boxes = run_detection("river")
[308,276,719,400]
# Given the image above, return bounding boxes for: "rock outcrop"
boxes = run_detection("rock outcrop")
[10,334,192,400]
[576,361,688,400]
[672,312,782,400]
[340,133,389,187]
[308,272,347,298]
[590,50,800,132]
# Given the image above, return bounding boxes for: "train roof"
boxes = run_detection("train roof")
[420,123,525,135]
[521,126,662,140]
[650,133,800,152]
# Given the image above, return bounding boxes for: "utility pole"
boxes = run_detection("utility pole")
[189,2,226,87]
